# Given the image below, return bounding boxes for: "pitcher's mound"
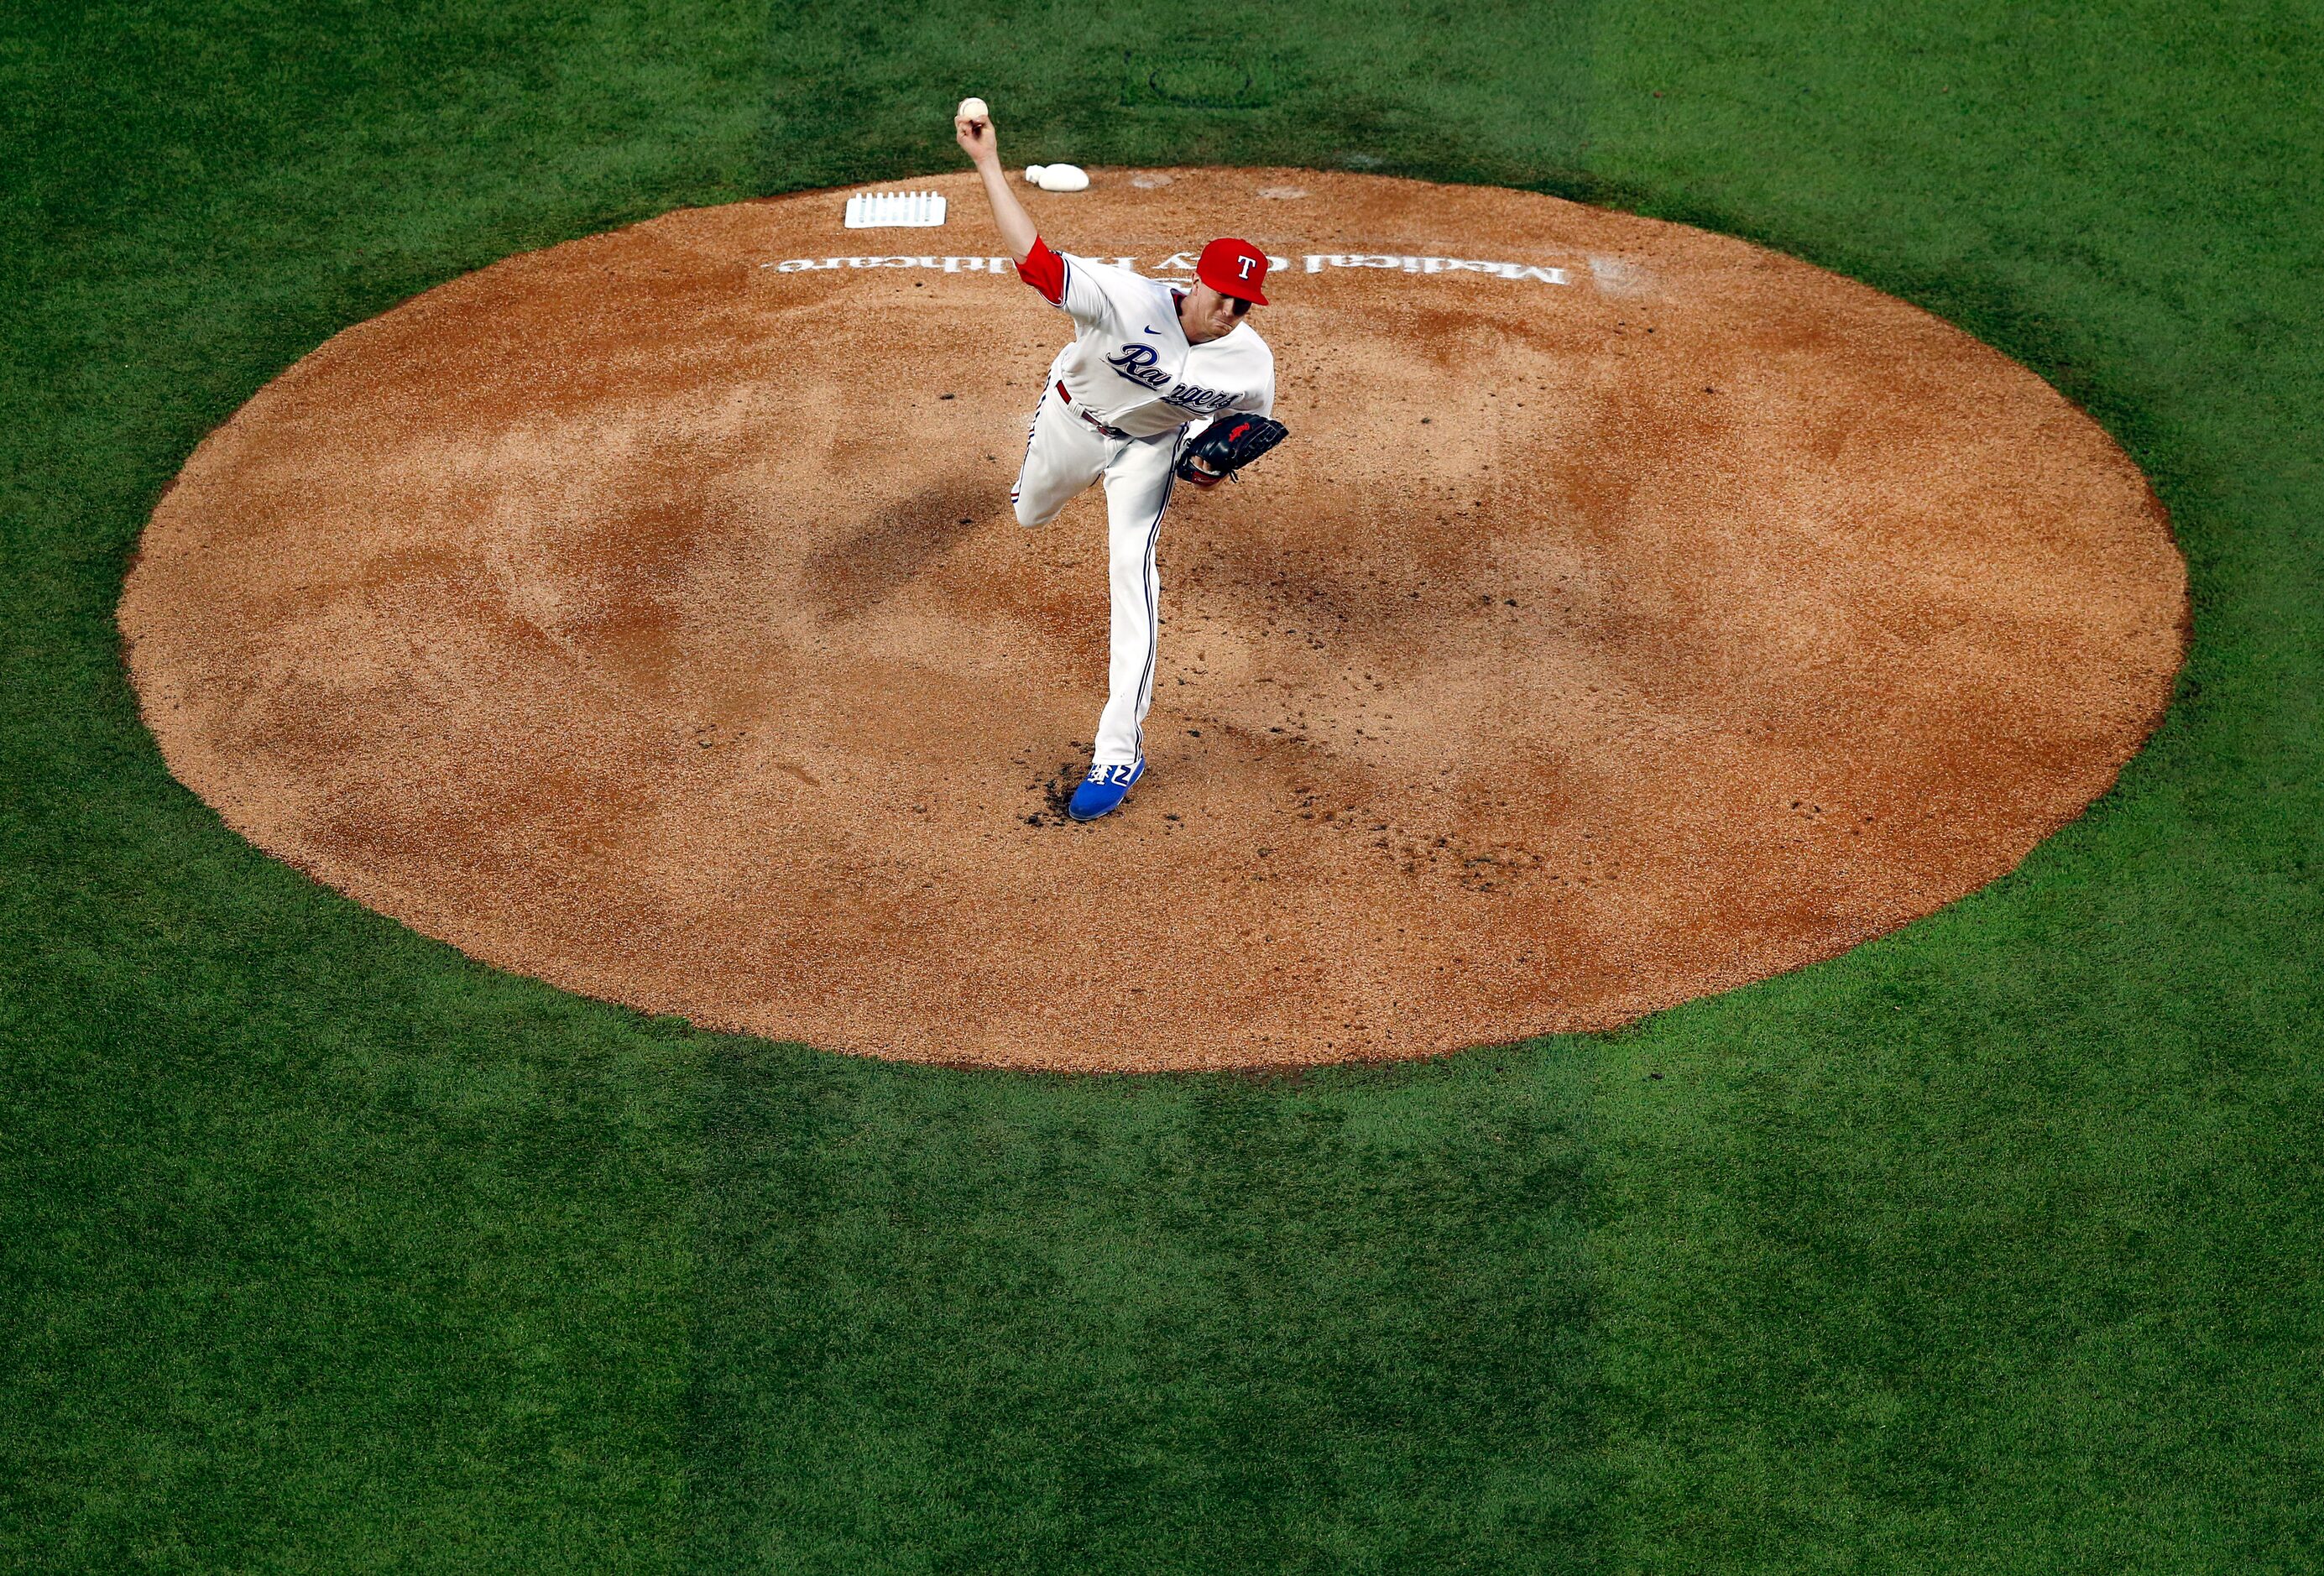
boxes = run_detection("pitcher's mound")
[119,170,2186,1072]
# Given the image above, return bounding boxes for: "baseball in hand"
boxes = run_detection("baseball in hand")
[957,97,988,121]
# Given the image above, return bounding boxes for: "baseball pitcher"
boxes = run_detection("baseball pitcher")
[955,101,1288,822]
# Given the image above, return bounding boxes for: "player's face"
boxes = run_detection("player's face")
[1182,283,1253,343]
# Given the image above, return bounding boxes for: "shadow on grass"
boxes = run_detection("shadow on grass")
[684,1036,1606,1573]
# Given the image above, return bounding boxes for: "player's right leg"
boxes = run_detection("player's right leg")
[1011,380,1106,527]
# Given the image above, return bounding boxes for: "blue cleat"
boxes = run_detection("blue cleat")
[1066,759,1145,822]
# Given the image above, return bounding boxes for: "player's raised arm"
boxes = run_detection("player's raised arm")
[953,99,1037,263]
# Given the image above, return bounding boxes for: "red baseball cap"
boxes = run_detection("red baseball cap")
[1196,237,1271,305]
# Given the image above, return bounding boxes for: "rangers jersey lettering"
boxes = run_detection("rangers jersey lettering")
[1016,237,1274,439]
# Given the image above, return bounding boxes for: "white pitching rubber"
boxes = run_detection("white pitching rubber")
[842,190,948,228]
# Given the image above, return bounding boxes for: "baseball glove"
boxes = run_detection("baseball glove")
[1175,413,1288,488]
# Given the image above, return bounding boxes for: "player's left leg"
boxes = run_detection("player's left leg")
[1089,428,1185,768]
[1065,430,1182,821]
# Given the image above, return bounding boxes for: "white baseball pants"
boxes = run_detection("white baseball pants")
[1010,378,1187,768]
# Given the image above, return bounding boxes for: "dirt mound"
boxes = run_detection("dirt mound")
[118,170,2186,1071]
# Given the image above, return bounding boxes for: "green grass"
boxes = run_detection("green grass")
[4,0,2319,1570]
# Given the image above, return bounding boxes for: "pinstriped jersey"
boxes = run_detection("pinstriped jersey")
[1017,238,1274,440]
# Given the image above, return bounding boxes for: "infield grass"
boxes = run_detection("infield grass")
[4,1,2319,1570]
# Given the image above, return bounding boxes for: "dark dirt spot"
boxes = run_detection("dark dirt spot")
[801,479,987,613]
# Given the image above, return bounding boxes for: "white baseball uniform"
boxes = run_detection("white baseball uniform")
[1009,240,1275,767]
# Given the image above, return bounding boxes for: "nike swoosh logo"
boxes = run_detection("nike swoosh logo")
[1142,326,1162,335]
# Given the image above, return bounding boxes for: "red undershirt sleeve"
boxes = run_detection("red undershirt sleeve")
[1015,237,1066,305]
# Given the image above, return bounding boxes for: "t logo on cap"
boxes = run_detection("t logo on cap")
[1196,237,1271,305]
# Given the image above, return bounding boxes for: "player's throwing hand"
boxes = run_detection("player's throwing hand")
[954,97,1037,262]
[954,97,996,164]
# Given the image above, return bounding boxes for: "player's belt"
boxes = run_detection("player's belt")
[1056,380,1130,439]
